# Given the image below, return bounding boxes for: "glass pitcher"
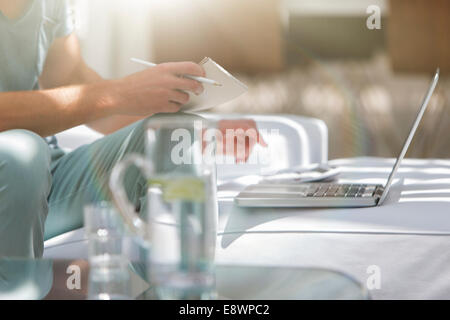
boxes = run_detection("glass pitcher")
[109,113,218,299]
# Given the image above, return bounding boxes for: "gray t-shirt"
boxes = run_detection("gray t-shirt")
[0,0,74,146]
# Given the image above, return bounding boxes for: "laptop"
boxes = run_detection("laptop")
[235,69,440,208]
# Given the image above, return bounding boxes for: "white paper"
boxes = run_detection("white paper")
[184,57,248,112]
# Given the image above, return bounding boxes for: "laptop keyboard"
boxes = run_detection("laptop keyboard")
[241,183,382,199]
[305,184,377,198]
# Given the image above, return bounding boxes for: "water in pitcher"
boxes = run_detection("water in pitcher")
[148,172,218,300]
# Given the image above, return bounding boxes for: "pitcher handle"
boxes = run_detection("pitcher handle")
[109,154,153,244]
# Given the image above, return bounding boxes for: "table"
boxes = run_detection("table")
[215,157,450,299]
[0,259,368,300]
[42,157,450,299]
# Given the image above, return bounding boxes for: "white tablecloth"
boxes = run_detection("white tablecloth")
[215,157,450,299]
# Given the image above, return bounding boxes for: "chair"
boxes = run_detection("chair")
[44,114,328,258]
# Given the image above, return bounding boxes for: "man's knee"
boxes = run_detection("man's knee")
[0,129,51,196]
[145,112,206,123]
[0,130,51,257]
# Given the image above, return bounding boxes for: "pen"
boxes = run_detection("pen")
[130,57,222,86]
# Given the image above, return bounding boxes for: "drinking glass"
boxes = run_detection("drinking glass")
[83,201,131,300]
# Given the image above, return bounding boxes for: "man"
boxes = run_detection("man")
[0,0,264,258]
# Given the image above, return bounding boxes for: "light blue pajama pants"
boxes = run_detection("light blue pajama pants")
[0,118,149,258]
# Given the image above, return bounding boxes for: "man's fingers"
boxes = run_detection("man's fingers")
[163,62,206,77]
[257,131,268,147]
[169,90,190,105]
[172,77,204,95]
[219,119,268,148]
[166,101,182,112]
[235,135,253,163]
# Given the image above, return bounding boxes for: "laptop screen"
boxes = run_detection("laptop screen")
[378,69,440,205]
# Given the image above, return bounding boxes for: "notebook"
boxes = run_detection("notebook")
[184,57,248,112]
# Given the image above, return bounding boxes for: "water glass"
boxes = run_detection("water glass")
[83,202,131,300]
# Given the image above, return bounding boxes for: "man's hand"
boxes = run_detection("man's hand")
[109,62,205,116]
[215,119,268,163]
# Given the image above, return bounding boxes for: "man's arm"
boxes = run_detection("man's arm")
[38,34,146,135]
[0,33,205,137]
[0,81,113,137]
[36,33,268,156]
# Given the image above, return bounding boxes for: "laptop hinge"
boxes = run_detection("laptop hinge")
[374,186,384,204]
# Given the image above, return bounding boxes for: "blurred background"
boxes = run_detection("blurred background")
[71,0,449,160]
